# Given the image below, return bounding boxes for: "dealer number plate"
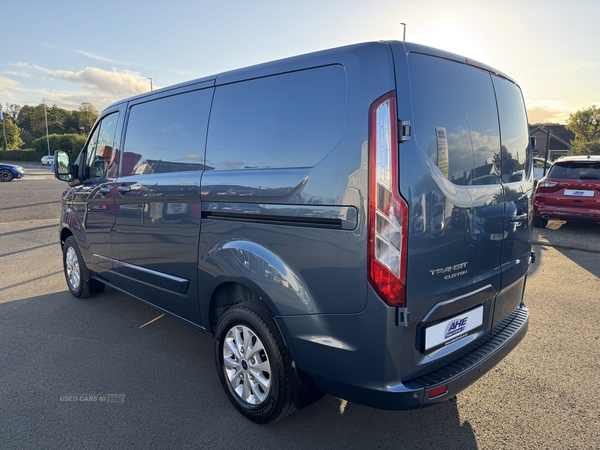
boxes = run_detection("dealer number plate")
[564,189,594,197]
[424,305,484,352]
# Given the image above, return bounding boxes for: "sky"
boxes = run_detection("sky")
[1,0,599,124]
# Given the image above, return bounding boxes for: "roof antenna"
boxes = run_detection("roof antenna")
[400,23,406,41]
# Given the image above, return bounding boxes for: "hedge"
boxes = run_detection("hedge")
[32,134,87,158]
[0,149,43,161]
[0,134,87,161]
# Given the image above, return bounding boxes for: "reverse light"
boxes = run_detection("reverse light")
[538,181,558,188]
[368,92,408,308]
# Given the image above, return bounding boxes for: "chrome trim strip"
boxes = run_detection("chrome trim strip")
[421,284,495,323]
[201,202,358,230]
[91,254,188,284]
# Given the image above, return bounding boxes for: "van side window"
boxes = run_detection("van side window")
[408,54,501,186]
[121,89,213,176]
[493,77,531,183]
[84,112,119,180]
[206,66,346,170]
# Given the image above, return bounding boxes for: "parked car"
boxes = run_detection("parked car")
[533,157,552,184]
[53,41,532,423]
[41,155,55,166]
[533,155,600,227]
[0,163,24,182]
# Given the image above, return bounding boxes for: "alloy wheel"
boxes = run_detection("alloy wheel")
[222,325,272,405]
[65,246,81,291]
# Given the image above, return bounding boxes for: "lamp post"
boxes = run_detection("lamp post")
[0,110,6,150]
[43,100,51,156]
[147,77,153,91]
[400,23,406,41]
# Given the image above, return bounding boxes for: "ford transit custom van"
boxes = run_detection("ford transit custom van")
[54,41,532,423]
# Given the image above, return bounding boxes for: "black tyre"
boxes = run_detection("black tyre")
[62,236,104,297]
[533,216,548,228]
[214,302,295,424]
[0,169,14,182]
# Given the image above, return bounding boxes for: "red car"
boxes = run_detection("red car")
[533,155,600,228]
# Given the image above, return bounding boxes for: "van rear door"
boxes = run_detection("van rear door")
[391,44,524,370]
[492,75,533,327]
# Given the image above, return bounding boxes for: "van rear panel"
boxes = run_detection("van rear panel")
[392,42,531,368]
[279,42,531,407]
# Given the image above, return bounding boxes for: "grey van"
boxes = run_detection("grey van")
[54,41,532,423]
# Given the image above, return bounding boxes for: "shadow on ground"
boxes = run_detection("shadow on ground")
[0,287,478,450]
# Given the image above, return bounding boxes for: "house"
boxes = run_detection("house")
[529,125,574,161]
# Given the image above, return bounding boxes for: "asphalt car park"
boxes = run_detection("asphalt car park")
[0,171,599,449]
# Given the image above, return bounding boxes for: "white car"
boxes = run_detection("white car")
[41,155,55,166]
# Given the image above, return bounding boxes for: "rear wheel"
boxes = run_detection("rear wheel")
[214,303,295,423]
[533,216,548,228]
[62,236,104,297]
[0,169,14,182]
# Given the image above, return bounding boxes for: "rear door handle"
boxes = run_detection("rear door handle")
[118,185,131,195]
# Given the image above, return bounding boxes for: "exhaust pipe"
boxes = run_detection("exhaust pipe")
[541,214,550,219]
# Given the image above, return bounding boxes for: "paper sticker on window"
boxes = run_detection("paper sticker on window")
[436,127,449,178]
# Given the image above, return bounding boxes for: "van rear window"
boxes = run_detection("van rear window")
[408,54,501,186]
[206,65,346,170]
[492,76,531,183]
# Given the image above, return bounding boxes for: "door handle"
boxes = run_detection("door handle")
[99,186,111,196]
[118,185,131,195]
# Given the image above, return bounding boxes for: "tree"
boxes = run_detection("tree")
[16,105,36,136]
[78,102,98,134]
[566,105,600,156]
[30,105,50,138]
[63,110,80,134]
[4,103,21,121]
[0,107,25,149]
[29,104,68,137]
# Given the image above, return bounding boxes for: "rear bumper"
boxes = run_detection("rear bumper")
[534,204,600,222]
[282,304,529,410]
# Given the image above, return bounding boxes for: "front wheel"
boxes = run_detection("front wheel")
[0,169,14,182]
[62,236,104,297]
[214,303,295,424]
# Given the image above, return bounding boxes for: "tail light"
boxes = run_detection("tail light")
[368,91,408,308]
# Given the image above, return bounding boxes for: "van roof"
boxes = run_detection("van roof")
[103,40,516,111]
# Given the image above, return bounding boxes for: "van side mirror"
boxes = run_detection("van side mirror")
[530,136,536,150]
[54,150,73,182]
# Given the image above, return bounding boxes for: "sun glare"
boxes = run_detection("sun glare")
[415,20,489,61]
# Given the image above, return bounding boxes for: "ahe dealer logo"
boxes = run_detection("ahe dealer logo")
[444,317,468,339]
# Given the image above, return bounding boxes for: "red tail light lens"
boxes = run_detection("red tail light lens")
[428,385,448,399]
[368,92,408,308]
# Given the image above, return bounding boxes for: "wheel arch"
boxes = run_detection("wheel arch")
[200,238,317,330]
[60,226,74,249]
[208,281,276,335]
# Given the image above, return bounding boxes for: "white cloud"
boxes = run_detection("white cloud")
[17,63,154,98]
[76,51,123,65]
[3,63,157,111]
[525,100,578,124]
[0,76,24,104]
